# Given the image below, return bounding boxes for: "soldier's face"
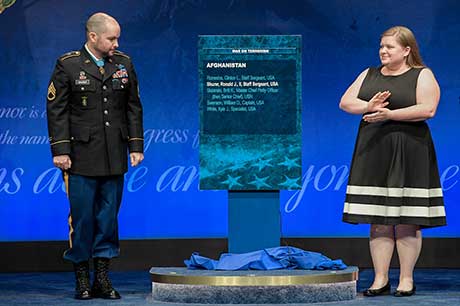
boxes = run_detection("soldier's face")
[90,21,120,58]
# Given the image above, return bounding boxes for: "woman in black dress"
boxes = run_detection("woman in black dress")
[339,26,446,297]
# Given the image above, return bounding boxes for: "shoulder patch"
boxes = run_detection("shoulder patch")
[60,51,81,61]
[47,82,56,101]
[113,50,130,59]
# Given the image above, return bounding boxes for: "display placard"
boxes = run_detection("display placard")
[199,35,302,190]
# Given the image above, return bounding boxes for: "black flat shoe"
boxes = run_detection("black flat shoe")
[363,281,391,297]
[394,285,416,297]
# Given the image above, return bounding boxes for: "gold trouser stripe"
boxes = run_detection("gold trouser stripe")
[68,215,73,249]
[63,172,73,249]
[63,171,69,195]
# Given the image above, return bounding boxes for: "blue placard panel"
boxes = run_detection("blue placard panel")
[199,35,302,190]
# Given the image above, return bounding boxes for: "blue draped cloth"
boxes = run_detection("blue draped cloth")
[184,246,347,270]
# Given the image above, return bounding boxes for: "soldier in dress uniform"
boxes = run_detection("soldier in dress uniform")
[46,12,144,300]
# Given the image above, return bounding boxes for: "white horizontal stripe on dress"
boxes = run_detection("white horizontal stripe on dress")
[347,185,443,198]
[343,202,446,218]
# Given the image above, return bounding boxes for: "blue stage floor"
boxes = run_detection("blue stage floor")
[0,269,459,305]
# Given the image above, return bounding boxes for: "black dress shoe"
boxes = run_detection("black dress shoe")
[394,285,416,297]
[363,281,391,297]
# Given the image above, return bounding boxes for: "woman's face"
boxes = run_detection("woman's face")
[379,35,410,67]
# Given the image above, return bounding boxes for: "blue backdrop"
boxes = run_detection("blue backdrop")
[0,0,458,241]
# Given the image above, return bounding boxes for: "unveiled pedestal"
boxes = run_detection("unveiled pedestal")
[150,267,358,304]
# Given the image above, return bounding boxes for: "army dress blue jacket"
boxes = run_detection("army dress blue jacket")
[46,47,144,176]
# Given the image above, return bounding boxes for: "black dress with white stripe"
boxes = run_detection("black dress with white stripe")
[342,67,446,227]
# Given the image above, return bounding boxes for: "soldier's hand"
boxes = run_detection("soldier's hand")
[53,155,72,170]
[130,152,144,167]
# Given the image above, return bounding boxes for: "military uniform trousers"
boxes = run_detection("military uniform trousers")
[64,174,124,263]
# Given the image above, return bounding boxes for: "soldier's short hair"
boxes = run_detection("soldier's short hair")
[86,12,117,35]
